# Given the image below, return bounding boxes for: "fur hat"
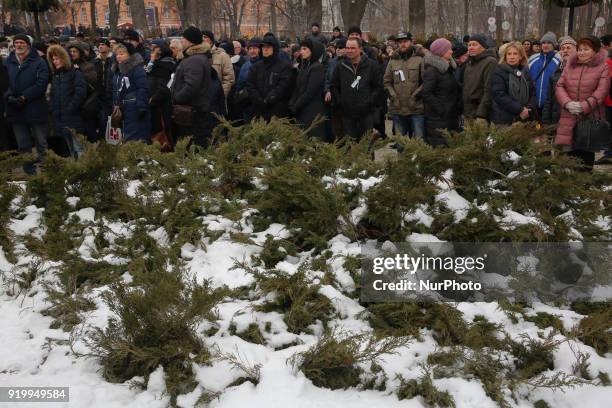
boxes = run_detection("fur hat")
[182,26,203,45]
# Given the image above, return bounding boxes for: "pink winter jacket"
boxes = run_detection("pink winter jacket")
[554,49,610,146]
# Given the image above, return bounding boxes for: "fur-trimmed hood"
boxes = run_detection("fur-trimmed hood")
[567,49,608,68]
[46,44,72,72]
[424,52,456,73]
[185,42,211,57]
[112,52,144,75]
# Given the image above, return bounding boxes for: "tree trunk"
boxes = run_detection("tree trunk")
[90,0,97,31]
[198,0,213,29]
[409,0,426,39]
[495,5,503,43]
[129,0,150,37]
[339,0,368,29]
[306,0,323,27]
[463,0,470,35]
[33,11,41,39]
[109,0,120,36]
[270,1,278,36]
[544,3,563,35]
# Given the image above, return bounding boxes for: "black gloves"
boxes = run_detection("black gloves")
[137,109,147,120]
[7,95,26,109]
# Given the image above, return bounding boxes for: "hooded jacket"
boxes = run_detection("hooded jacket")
[289,39,326,139]
[4,47,49,124]
[421,53,461,145]
[246,34,294,121]
[330,53,383,119]
[383,47,424,116]
[111,53,150,142]
[67,42,98,89]
[462,48,497,120]
[555,49,610,146]
[528,51,561,108]
[171,42,212,113]
[48,46,87,132]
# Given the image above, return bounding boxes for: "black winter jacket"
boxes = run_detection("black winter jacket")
[171,43,212,112]
[541,65,562,125]
[330,54,383,118]
[490,64,536,125]
[421,53,462,146]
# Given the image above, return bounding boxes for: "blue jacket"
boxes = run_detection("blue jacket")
[528,52,561,108]
[111,54,150,142]
[50,67,87,132]
[237,56,259,91]
[4,48,49,124]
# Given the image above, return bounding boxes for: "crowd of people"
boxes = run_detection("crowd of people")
[0,22,611,175]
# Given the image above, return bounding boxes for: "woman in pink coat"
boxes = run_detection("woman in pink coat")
[555,36,610,170]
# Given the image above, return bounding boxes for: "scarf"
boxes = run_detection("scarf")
[500,64,529,107]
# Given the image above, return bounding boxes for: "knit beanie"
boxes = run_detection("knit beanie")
[182,26,203,45]
[541,31,558,47]
[123,29,140,42]
[430,38,452,57]
[558,36,577,48]
[468,34,488,49]
[300,38,314,52]
[13,34,31,46]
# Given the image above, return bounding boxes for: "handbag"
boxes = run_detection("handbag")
[573,98,611,152]
[105,115,122,145]
[110,105,123,128]
[171,104,194,126]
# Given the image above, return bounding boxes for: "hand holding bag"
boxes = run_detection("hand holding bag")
[110,105,123,128]
[573,98,611,152]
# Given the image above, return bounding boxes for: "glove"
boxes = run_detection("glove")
[7,95,25,108]
[264,95,277,106]
[137,109,147,120]
[566,101,583,115]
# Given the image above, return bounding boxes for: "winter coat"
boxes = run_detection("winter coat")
[325,56,340,92]
[555,50,611,146]
[111,53,151,142]
[4,47,49,124]
[289,40,326,139]
[95,53,114,108]
[383,48,424,116]
[171,42,212,112]
[605,53,612,107]
[246,35,294,121]
[147,56,175,135]
[306,32,329,45]
[330,53,383,119]
[490,64,536,125]
[202,69,227,140]
[462,48,497,120]
[542,65,563,125]
[50,63,87,133]
[421,53,462,146]
[528,51,561,108]
[237,56,259,91]
[211,45,235,97]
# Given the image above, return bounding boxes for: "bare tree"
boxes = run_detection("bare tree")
[340,0,368,29]
[217,0,249,38]
[128,0,151,36]
[109,0,121,35]
[409,0,425,37]
[306,0,322,26]
[89,0,97,31]
[544,1,563,33]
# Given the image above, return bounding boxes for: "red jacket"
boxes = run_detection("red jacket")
[606,55,612,107]
[555,50,611,146]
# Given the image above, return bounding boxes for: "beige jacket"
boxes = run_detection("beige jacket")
[211,46,235,97]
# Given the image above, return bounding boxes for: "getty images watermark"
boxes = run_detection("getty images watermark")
[371,252,486,292]
[360,242,611,303]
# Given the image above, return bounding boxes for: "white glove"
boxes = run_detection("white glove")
[566,101,583,114]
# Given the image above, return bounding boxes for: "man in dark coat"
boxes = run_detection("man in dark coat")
[306,22,328,45]
[4,34,49,174]
[462,34,497,122]
[289,38,326,140]
[330,37,383,140]
[246,33,294,122]
[170,26,212,147]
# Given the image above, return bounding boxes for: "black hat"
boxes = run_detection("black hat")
[123,29,140,42]
[396,32,413,41]
[468,34,488,49]
[333,26,341,32]
[202,29,215,44]
[13,34,31,46]
[462,35,470,43]
[311,22,320,28]
[261,33,278,47]
[247,37,261,48]
[98,38,110,47]
[347,26,362,36]
[76,32,85,38]
[452,43,468,59]
[532,40,541,45]
[219,41,234,56]
[300,38,314,52]
[182,26,203,45]
[335,38,347,49]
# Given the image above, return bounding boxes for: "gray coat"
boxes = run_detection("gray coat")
[171,42,212,112]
